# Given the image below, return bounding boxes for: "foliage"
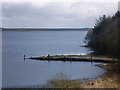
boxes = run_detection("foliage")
[85,11,120,57]
[47,72,82,88]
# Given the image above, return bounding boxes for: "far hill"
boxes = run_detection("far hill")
[2,28,91,31]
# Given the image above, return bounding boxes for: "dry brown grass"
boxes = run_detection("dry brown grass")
[81,63,120,88]
[47,63,120,88]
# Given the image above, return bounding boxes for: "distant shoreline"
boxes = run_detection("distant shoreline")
[2,28,91,31]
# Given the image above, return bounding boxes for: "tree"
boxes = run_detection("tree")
[86,11,119,57]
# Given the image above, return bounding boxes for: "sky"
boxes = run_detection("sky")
[1,0,119,28]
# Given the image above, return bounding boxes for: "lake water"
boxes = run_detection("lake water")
[2,31,106,88]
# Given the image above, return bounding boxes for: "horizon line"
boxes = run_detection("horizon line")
[2,27,92,29]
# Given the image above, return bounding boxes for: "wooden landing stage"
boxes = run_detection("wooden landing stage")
[28,55,117,63]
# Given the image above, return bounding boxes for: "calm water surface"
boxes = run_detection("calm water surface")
[2,31,106,88]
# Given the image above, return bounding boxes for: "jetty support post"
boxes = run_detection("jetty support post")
[48,54,50,59]
[64,56,66,61]
[91,55,93,64]
[24,55,26,60]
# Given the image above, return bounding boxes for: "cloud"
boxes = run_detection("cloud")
[2,0,120,2]
[2,2,118,28]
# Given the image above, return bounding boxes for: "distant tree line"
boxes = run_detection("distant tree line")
[85,11,120,57]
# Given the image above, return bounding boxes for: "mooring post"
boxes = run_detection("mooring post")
[64,56,66,60]
[24,55,25,60]
[48,54,50,59]
[91,55,93,64]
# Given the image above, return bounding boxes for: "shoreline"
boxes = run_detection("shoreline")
[43,57,119,88]
[80,63,119,88]
[2,58,119,88]
[27,54,119,88]
[49,63,119,88]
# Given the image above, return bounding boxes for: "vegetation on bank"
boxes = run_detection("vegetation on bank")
[46,63,119,88]
[81,63,119,88]
[85,11,119,57]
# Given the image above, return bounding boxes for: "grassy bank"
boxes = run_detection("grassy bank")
[47,62,119,88]
[80,63,119,88]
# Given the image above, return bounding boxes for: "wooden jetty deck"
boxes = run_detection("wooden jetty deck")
[27,55,117,63]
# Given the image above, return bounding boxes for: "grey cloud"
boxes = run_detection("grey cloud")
[2,2,118,28]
